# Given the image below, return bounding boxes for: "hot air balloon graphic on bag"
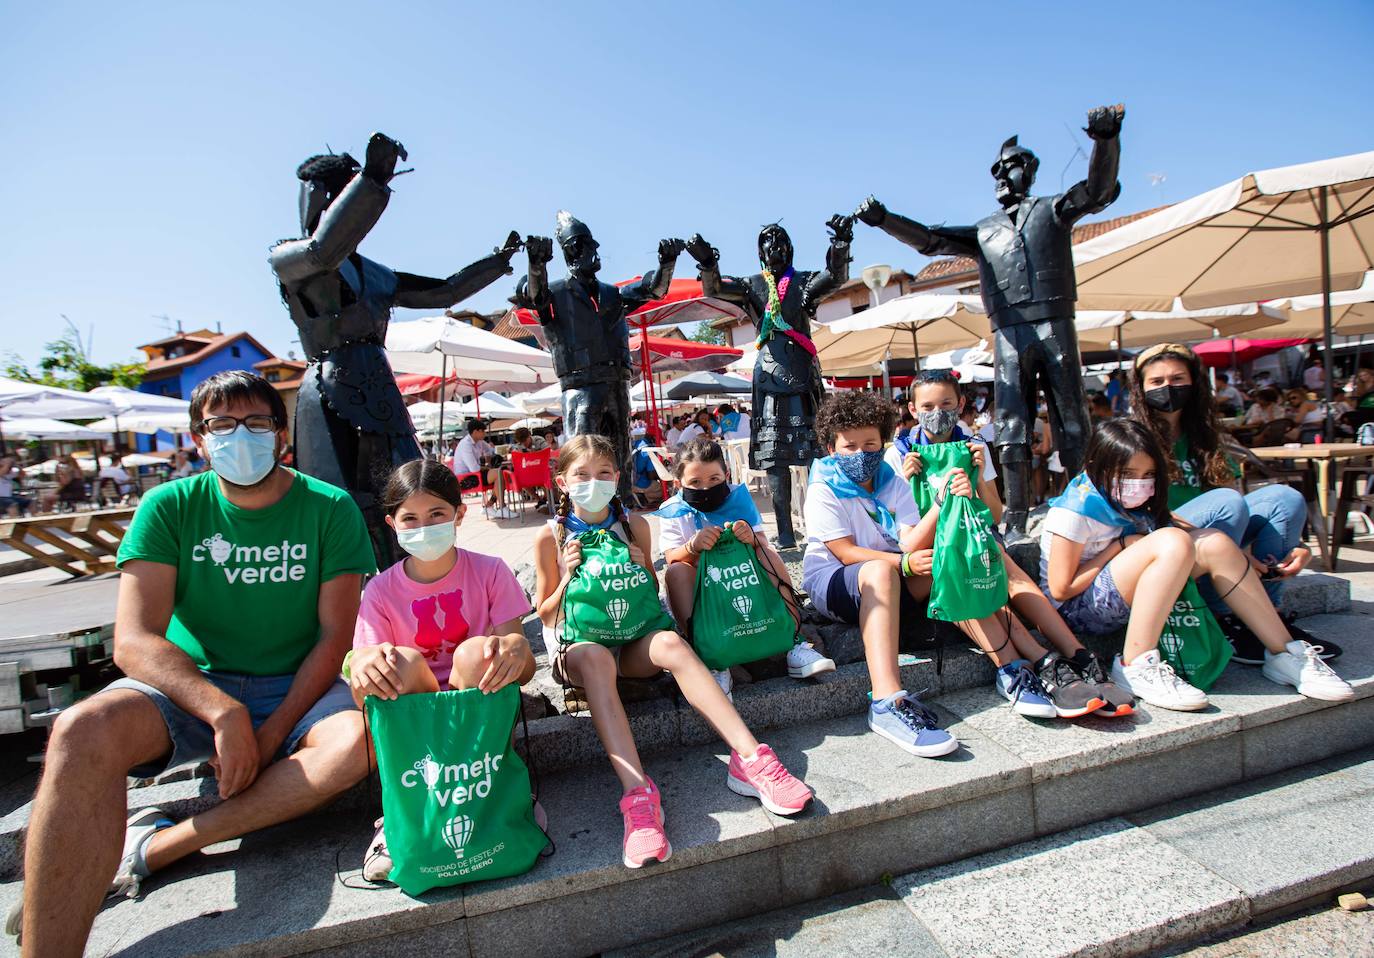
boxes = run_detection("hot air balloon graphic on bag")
[364,686,549,895]
[441,815,473,858]
[690,527,797,671]
[559,528,673,647]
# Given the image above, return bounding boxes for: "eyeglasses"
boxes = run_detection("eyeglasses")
[196,415,279,436]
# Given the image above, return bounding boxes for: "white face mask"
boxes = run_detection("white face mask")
[394,520,456,562]
[1112,478,1155,509]
[565,478,617,512]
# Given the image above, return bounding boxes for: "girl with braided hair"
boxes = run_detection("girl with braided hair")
[532,436,810,869]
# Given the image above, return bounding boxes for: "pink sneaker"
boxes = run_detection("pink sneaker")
[619,778,671,869]
[726,744,812,816]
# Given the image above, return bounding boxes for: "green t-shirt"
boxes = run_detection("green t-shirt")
[117,470,376,676]
[1168,435,1243,510]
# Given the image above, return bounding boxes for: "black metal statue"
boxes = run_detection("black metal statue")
[270,131,521,567]
[514,212,685,492]
[686,216,854,547]
[857,104,1125,535]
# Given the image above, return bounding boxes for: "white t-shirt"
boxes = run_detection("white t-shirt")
[665,427,682,448]
[1215,384,1244,408]
[882,437,997,493]
[1038,506,1122,608]
[1303,365,1325,390]
[656,483,766,554]
[675,423,706,448]
[802,476,921,619]
[451,435,493,475]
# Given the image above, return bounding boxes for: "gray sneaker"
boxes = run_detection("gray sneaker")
[363,817,392,883]
[867,690,958,758]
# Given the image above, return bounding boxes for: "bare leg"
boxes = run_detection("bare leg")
[142,708,369,873]
[956,609,1049,668]
[1101,527,1195,664]
[663,561,697,633]
[1188,529,1292,653]
[560,642,647,793]
[22,692,171,958]
[448,635,537,691]
[348,645,441,711]
[620,630,760,757]
[1000,547,1085,656]
[858,560,903,699]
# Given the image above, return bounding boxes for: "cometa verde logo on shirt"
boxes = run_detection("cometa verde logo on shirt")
[192,532,311,584]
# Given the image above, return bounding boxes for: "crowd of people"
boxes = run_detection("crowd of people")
[0,448,207,517]
[8,354,1361,954]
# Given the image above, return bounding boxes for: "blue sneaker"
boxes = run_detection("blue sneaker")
[867,690,958,757]
[996,660,1058,719]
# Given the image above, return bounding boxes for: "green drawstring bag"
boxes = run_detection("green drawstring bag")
[561,527,674,647]
[912,442,1008,622]
[365,685,549,895]
[690,526,798,670]
[1158,579,1233,690]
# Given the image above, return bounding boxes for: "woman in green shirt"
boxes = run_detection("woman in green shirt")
[1128,343,1339,664]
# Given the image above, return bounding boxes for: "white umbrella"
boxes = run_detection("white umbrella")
[662,371,753,400]
[1268,269,1374,337]
[0,377,115,419]
[0,416,108,440]
[921,342,994,369]
[444,393,523,419]
[509,417,551,431]
[1074,300,1291,348]
[512,382,564,414]
[119,453,167,468]
[1073,150,1374,422]
[87,411,192,435]
[88,385,190,414]
[386,315,556,439]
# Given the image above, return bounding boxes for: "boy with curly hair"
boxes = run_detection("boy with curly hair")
[802,391,958,757]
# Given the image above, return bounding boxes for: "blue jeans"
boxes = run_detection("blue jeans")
[1174,485,1305,614]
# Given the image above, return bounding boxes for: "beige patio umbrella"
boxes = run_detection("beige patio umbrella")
[1074,300,1290,348]
[1073,150,1374,422]
[1265,270,1374,338]
[812,294,997,375]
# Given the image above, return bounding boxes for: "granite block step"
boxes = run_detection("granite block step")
[614,746,1374,958]
[2,608,1370,957]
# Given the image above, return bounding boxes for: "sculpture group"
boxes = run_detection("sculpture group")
[272,106,1125,562]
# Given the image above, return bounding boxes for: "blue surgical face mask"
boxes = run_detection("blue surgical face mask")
[205,426,278,487]
[395,520,456,562]
[834,449,884,486]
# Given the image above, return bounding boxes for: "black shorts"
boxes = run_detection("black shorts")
[824,563,924,626]
[457,474,480,491]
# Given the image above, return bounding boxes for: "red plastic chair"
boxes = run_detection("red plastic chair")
[508,448,553,522]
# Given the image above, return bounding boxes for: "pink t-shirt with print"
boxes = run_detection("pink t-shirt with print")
[353,548,530,689]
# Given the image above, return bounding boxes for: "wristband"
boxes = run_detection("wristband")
[341,649,355,682]
[900,552,912,578]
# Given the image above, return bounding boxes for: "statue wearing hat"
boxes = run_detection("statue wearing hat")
[270,131,521,567]
[856,105,1125,536]
[514,213,686,491]
[685,215,854,548]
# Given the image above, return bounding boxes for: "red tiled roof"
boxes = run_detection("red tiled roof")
[253,358,307,372]
[142,331,272,376]
[913,205,1170,283]
[489,309,530,341]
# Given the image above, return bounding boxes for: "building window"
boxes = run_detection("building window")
[265,370,280,382]
[231,346,241,358]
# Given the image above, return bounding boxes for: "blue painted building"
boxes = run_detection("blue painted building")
[135,328,274,450]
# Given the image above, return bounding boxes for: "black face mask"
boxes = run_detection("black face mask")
[1144,384,1194,413]
[681,482,731,513]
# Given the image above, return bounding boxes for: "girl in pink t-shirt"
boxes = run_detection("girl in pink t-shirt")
[349,459,536,882]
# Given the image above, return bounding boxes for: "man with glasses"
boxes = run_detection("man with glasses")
[12,370,376,956]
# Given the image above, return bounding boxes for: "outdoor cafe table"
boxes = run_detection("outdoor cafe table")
[1248,443,1374,571]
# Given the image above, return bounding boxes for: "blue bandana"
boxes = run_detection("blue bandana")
[810,455,901,544]
[719,411,741,435]
[650,482,762,531]
[563,510,621,537]
[1049,473,1155,533]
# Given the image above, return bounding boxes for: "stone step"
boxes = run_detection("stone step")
[2,605,1370,957]
[612,744,1374,958]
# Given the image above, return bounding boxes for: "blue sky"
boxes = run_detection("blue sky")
[2,0,1371,366]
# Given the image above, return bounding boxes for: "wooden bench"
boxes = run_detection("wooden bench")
[0,508,136,577]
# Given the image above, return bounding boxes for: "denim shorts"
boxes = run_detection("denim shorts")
[103,672,358,778]
[1052,564,1132,636]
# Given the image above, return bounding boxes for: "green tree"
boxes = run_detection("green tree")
[4,328,144,391]
[689,320,727,346]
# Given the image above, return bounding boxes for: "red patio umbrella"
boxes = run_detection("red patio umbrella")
[1192,337,1312,368]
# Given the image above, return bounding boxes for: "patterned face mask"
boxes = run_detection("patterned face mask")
[916,408,959,437]
[834,449,885,485]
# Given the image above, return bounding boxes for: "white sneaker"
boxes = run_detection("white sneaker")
[492,506,519,520]
[1262,640,1355,702]
[712,668,734,702]
[1111,650,1209,712]
[787,642,836,679]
